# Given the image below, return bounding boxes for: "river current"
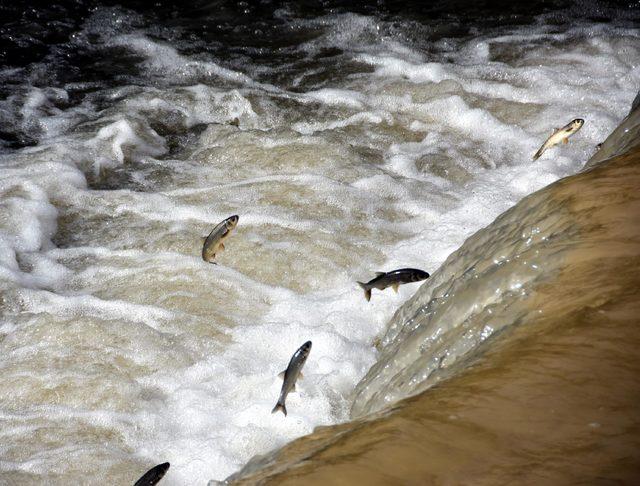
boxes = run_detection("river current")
[1,1,638,484]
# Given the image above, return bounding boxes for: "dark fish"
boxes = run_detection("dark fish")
[272,341,312,417]
[202,215,239,263]
[357,268,430,302]
[134,462,170,486]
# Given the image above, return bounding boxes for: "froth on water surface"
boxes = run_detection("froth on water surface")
[0,0,639,483]
[224,113,640,486]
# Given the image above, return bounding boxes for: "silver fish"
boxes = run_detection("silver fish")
[272,341,312,417]
[134,462,170,486]
[202,215,239,263]
[357,268,430,302]
[532,118,584,160]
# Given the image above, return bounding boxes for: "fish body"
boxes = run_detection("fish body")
[532,118,584,160]
[357,268,430,302]
[202,215,239,263]
[272,341,312,417]
[134,462,170,486]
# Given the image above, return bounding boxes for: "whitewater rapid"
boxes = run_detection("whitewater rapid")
[1,3,639,484]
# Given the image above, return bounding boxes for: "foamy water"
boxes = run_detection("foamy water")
[1,3,639,484]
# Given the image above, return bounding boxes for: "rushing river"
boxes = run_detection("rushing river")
[1,1,639,484]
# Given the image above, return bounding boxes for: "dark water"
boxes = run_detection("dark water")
[1,0,636,149]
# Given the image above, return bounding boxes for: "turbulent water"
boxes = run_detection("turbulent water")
[1,1,639,484]
[224,108,640,485]
[350,98,640,416]
[348,95,640,418]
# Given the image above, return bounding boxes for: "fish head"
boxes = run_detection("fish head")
[413,270,431,281]
[300,341,312,358]
[225,214,239,229]
[134,462,170,486]
[571,118,585,130]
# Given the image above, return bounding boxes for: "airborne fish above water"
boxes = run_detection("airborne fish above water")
[134,462,170,486]
[202,215,239,263]
[272,341,312,417]
[532,118,584,160]
[357,268,430,302]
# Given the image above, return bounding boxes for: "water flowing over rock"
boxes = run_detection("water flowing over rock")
[350,96,640,418]
[2,2,639,483]
[223,98,640,484]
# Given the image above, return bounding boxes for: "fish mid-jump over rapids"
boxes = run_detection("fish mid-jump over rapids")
[532,118,584,160]
[357,268,430,302]
[202,215,239,263]
[272,341,312,417]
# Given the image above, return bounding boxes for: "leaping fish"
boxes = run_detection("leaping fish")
[202,215,239,263]
[272,341,312,417]
[532,118,584,161]
[357,268,430,302]
[134,462,170,486]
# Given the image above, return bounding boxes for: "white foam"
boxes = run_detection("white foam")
[108,34,279,94]
[304,89,367,109]
[0,7,638,485]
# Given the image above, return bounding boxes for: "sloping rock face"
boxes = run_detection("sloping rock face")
[349,99,640,418]
[223,102,640,485]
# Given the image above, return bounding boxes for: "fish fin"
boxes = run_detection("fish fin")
[375,271,386,276]
[278,370,286,379]
[357,282,372,302]
[219,242,225,250]
[532,146,545,161]
[562,138,568,144]
[392,283,400,293]
[272,402,287,416]
[298,371,303,379]
[201,236,207,243]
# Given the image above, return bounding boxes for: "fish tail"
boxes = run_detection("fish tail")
[532,146,545,161]
[357,282,371,302]
[272,402,287,416]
